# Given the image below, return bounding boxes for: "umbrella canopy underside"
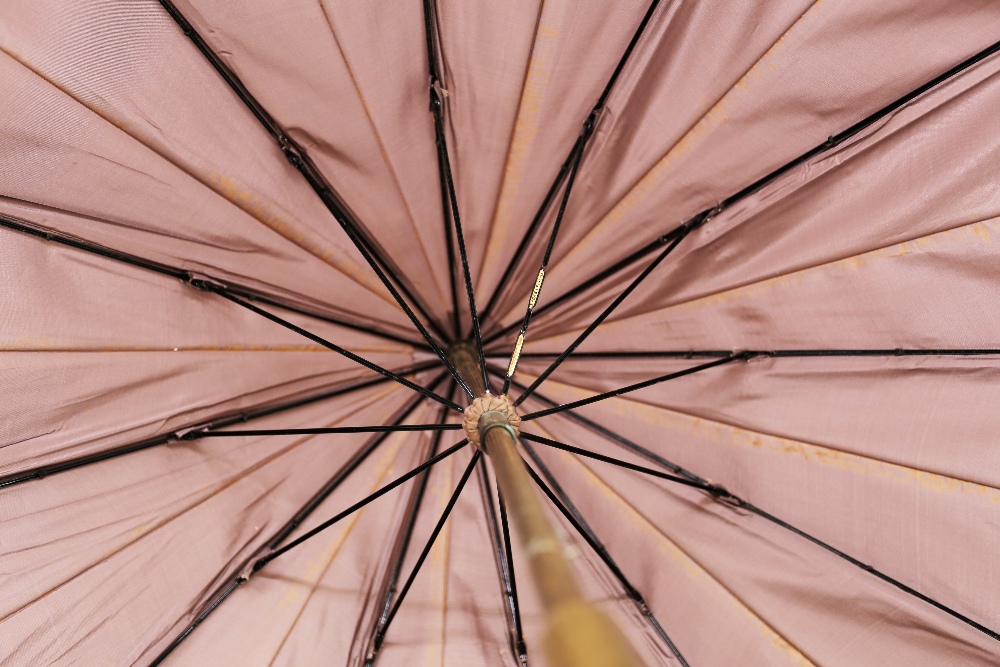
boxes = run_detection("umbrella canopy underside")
[1,1,999,665]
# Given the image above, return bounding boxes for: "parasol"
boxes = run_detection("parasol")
[1,1,999,665]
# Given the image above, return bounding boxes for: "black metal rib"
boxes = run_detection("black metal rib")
[156,0,447,343]
[253,439,470,571]
[420,3,462,342]
[440,159,463,341]
[421,0,490,393]
[483,229,684,347]
[520,433,707,492]
[367,450,482,663]
[191,424,462,438]
[478,140,581,329]
[431,105,489,393]
[154,578,241,661]
[0,362,441,489]
[520,440,690,666]
[520,353,741,421]
[157,0,476,398]
[199,282,463,412]
[477,459,528,666]
[501,136,585,396]
[497,489,528,664]
[0,213,427,348]
[491,348,1000,360]
[521,434,599,537]
[481,0,663,337]
[513,228,693,406]
[149,387,440,665]
[517,382,1000,644]
[735,499,1000,643]
[361,400,452,665]
[503,371,696,480]
[487,37,1000,347]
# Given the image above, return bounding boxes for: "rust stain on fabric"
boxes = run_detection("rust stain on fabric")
[0,45,389,304]
[596,393,1000,502]
[422,457,455,667]
[294,444,404,589]
[485,23,558,277]
[316,2,447,307]
[557,1,828,273]
[662,217,1000,314]
[208,173,388,300]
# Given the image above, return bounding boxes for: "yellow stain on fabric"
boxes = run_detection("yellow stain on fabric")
[557,0,828,272]
[973,221,992,243]
[528,217,1000,351]
[294,437,406,584]
[665,216,1000,314]
[587,389,1000,503]
[316,2,447,307]
[5,384,403,633]
[0,46,390,305]
[78,426,369,605]
[262,438,410,665]
[208,173,390,302]
[485,21,558,275]
[126,522,154,543]
[422,456,456,667]
[530,422,815,666]
[264,386,406,620]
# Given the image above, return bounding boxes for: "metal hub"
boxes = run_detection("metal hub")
[462,393,520,449]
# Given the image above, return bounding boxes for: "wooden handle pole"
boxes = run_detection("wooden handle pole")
[448,343,643,667]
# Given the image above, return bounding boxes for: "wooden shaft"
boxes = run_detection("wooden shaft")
[481,412,580,608]
[448,343,643,667]
[450,342,488,396]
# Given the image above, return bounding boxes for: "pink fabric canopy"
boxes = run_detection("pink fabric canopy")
[1,1,999,665]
